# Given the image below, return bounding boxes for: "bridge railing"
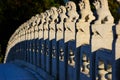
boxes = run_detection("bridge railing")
[4,0,120,80]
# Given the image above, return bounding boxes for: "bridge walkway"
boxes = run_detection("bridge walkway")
[0,63,44,80]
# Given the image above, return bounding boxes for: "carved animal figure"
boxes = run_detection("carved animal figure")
[78,0,95,22]
[56,6,67,33]
[65,1,79,22]
[50,7,58,23]
[58,5,67,23]
[93,0,114,24]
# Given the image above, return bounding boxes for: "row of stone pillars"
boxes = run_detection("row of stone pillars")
[4,0,120,80]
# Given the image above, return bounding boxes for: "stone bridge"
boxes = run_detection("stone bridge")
[3,0,120,80]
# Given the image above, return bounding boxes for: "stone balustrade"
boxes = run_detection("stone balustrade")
[4,0,120,80]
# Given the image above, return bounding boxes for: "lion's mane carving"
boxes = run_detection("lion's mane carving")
[93,0,114,24]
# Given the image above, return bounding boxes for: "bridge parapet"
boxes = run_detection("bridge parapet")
[4,0,120,80]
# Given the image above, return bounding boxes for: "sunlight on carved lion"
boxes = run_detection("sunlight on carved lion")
[93,0,114,24]
[78,0,95,22]
[65,1,79,22]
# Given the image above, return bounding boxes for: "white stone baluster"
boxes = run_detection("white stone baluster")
[97,60,107,80]
[56,6,67,41]
[65,1,79,43]
[65,1,79,67]
[59,48,64,61]
[76,0,95,47]
[49,7,58,41]
[81,54,90,76]
[34,14,40,40]
[106,64,112,80]
[38,13,44,40]
[43,10,50,41]
[92,0,114,52]
[43,10,51,56]
[68,49,75,66]
[49,7,58,58]
[57,6,67,61]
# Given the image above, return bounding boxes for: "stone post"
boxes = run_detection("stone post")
[56,5,67,80]
[42,10,50,70]
[64,1,79,80]
[48,7,59,78]
[92,0,115,80]
[76,0,95,79]
[38,13,45,67]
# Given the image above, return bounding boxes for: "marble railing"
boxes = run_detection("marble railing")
[4,0,120,80]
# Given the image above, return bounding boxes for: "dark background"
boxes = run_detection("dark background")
[0,0,119,63]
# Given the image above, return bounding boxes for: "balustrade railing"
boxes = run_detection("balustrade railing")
[4,0,120,80]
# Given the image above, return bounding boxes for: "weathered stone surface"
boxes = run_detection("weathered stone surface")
[92,0,114,52]
[92,24,114,52]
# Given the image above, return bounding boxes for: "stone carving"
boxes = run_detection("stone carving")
[97,60,107,80]
[50,7,58,23]
[65,1,79,42]
[76,0,95,47]
[38,13,45,39]
[65,1,79,68]
[43,10,51,56]
[81,54,90,76]
[43,10,50,40]
[68,49,75,66]
[92,0,114,52]
[30,23,35,40]
[49,7,58,40]
[78,0,95,22]
[34,14,40,39]
[59,48,64,61]
[106,64,112,80]
[57,6,67,62]
[65,1,79,23]
[56,5,67,41]
[93,0,114,24]
[49,7,58,58]
[4,1,120,80]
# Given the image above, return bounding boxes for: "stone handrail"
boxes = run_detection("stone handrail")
[4,0,120,80]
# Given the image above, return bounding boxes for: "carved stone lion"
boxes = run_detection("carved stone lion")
[93,0,114,24]
[50,7,58,23]
[65,1,79,22]
[78,0,95,22]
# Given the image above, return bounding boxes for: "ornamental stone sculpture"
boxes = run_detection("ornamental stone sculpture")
[93,0,114,24]
[92,0,114,52]
[78,0,95,22]
[56,5,67,41]
[38,13,45,40]
[65,1,79,42]
[43,10,51,40]
[76,0,95,47]
[56,5,67,62]
[34,14,40,39]
[49,7,58,41]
